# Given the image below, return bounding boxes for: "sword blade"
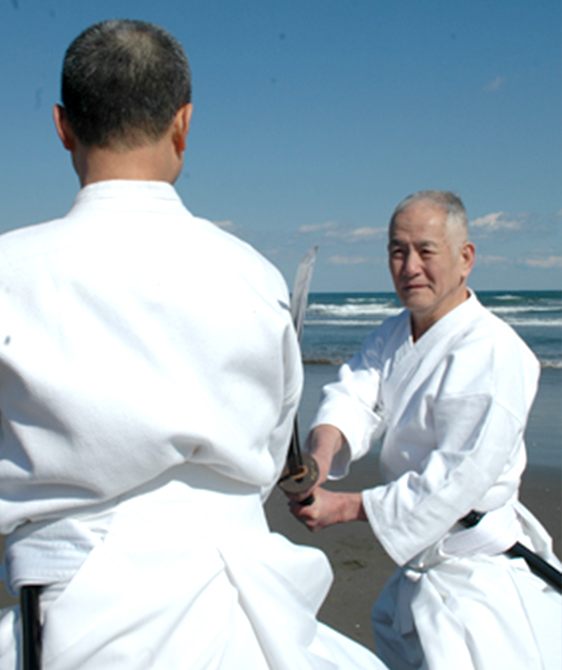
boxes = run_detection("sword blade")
[278,248,319,501]
[290,246,318,340]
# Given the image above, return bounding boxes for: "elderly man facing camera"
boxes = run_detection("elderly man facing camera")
[290,191,561,670]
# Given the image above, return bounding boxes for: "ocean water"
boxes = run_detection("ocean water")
[301,290,562,368]
[298,290,562,469]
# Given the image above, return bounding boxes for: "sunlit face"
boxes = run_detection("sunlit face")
[388,200,474,338]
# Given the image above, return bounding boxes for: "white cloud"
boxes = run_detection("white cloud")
[470,212,520,232]
[300,220,385,244]
[484,76,505,92]
[344,226,386,242]
[213,219,235,229]
[298,221,339,234]
[475,254,511,266]
[524,256,562,269]
[327,255,370,266]
[263,247,281,257]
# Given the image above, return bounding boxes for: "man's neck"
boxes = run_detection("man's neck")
[410,288,471,342]
[74,142,182,187]
[54,103,192,188]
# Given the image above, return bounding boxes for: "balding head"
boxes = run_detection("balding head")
[390,190,469,254]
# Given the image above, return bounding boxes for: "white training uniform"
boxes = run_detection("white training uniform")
[311,293,561,670]
[0,181,387,669]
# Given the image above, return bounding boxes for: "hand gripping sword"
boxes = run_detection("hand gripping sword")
[278,247,319,505]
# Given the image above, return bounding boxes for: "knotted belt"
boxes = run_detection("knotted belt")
[461,510,562,593]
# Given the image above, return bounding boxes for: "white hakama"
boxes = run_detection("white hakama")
[1,472,388,669]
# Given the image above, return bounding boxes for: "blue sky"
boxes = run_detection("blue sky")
[1,0,560,292]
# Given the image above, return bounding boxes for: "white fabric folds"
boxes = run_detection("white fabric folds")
[372,552,561,670]
[1,468,388,669]
[370,501,562,670]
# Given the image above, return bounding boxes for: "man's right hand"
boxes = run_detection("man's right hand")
[289,487,367,532]
[285,424,346,505]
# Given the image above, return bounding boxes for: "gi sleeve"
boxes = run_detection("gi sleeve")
[310,331,387,478]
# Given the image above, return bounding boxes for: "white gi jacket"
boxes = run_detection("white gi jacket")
[311,293,561,670]
[0,181,387,669]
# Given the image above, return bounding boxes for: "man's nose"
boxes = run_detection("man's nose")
[402,251,421,276]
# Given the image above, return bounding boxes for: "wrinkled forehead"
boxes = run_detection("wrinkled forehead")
[388,201,449,243]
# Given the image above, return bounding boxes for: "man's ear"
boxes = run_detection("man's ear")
[53,105,77,151]
[172,103,193,153]
[460,241,476,278]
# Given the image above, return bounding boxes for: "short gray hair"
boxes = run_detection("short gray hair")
[390,190,469,248]
[61,20,191,148]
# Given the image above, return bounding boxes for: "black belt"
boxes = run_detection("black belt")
[20,585,43,670]
[460,511,562,593]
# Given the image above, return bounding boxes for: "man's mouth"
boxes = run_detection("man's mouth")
[401,283,427,291]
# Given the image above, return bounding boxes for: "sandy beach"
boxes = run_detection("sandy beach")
[1,365,560,655]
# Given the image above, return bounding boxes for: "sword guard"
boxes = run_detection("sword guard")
[278,453,319,495]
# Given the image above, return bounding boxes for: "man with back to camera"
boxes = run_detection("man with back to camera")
[289,190,562,670]
[0,19,390,669]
